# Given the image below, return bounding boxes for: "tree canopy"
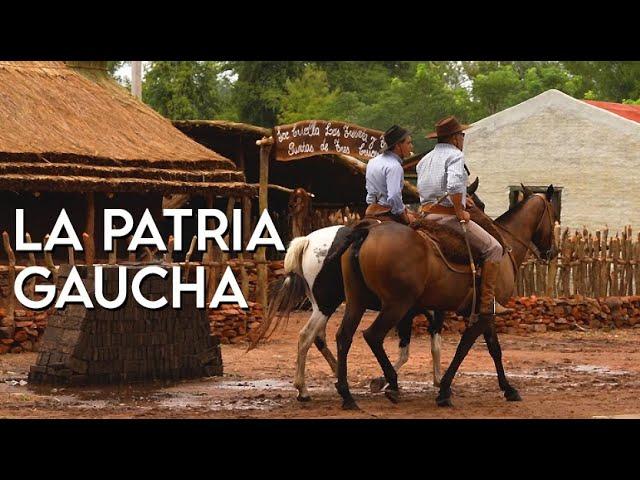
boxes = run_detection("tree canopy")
[111,61,640,137]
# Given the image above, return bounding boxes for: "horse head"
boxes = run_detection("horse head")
[529,184,559,261]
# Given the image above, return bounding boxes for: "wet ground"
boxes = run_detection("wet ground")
[2,308,640,419]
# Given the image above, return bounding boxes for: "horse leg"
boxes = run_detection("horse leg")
[363,303,413,404]
[314,322,337,375]
[335,302,366,410]
[294,306,331,401]
[436,314,490,407]
[370,308,414,394]
[428,310,445,387]
[483,323,522,402]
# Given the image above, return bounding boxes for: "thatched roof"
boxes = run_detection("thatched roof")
[174,120,420,204]
[0,62,254,196]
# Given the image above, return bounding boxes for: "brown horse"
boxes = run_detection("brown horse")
[335,185,558,409]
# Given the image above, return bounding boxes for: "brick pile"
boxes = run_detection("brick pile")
[412,295,640,335]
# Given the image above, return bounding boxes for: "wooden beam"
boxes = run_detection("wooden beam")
[256,142,272,308]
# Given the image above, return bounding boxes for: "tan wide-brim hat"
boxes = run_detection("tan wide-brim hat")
[426,115,470,139]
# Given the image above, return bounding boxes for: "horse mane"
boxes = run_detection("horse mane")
[495,194,541,223]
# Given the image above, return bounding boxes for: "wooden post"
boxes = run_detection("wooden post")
[610,237,619,296]
[536,259,546,297]
[205,193,219,306]
[223,196,236,265]
[85,192,95,264]
[586,233,593,297]
[108,234,117,265]
[601,227,609,297]
[527,259,535,297]
[635,233,640,296]
[256,138,273,309]
[2,232,16,337]
[43,234,58,286]
[238,196,251,300]
[577,236,586,296]
[183,235,197,282]
[516,264,524,297]
[560,232,572,297]
[127,235,136,262]
[546,223,561,297]
[165,235,174,264]
[25,232,37,299]
[67,246,75,267]
[625,226,633,295]
[82,233,95,266]
[594,231,601,297]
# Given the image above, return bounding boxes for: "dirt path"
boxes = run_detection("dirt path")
[2,308,640,418]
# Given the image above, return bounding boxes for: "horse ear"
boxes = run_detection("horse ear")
[521,183,534,199]
[467,176,479,195]
[546,184,554,201]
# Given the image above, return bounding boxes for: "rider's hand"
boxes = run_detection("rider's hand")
[458,211,470,223]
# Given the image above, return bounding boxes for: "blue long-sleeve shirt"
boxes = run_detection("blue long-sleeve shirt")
[416,143,467,208]
[365,151,405,215]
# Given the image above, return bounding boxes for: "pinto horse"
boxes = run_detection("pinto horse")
[335,185,559,410]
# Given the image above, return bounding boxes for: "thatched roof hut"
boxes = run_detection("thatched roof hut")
[0,62,254,197]
[0,62,256,263]
[173,120,420,206]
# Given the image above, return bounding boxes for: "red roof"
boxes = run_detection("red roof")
[584,100,640,123]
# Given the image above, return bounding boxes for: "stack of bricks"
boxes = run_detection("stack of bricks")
[0,307,50,354]
[209,302,264,345]
[412,295,640,336]
[29,265,222,385]
[226,258,285,301]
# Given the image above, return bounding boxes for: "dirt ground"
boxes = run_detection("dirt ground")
[2,307,640,419]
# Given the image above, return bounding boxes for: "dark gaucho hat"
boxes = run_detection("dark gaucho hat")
[383,124,410,150]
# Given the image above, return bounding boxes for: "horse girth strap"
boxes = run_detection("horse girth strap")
[415,229,473,275]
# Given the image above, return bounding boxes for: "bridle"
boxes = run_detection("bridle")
[494,194,557,263]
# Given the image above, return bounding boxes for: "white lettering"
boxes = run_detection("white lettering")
[247,210,285,251]
[44,209,83,251]
[209,266,248,308]
[104,209,135,251]
[14,267,56,309]
[15,210,41,251]
[131,266,168,309]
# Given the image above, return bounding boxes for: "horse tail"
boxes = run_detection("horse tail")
[284,237,309,275]
[248,237,309,350]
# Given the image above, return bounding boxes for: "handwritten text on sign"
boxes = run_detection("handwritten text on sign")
[273,121,386,161]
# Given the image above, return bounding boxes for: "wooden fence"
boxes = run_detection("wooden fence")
[517,224,640,298]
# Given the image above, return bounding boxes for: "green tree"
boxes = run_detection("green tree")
[563,61,640,102]
[472,65,522,115]
[230,61,305,127]
[278,65,341,124]
[142,61,232,120]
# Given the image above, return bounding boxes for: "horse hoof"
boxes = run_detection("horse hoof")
[505,389,522,402]
[342,399,360,411]
[436,390,453,407]
[384,389,400,404]
[370,377,386,393]
[297,394,311,402]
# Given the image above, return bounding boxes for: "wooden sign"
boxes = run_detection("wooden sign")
[273,121,386,161]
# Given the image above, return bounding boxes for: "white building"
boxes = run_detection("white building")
[464,89,640,231]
